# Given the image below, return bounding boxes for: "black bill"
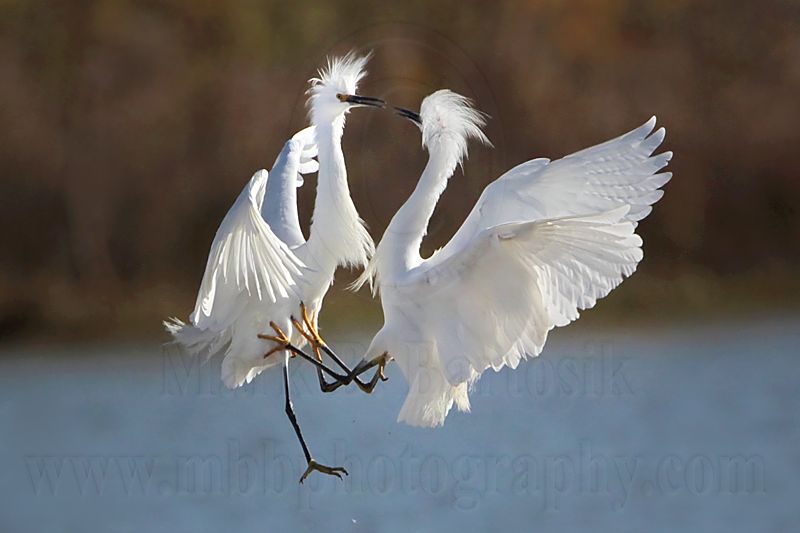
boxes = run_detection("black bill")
[393,106,422,125]
[337,93,386,108]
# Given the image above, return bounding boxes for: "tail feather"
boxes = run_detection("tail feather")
[397,369,473,427]
[163,318,229,361]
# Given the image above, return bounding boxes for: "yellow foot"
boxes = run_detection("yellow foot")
[355,352,393,393]
[299,459,348,484]
[291,301,325,348]
[376,352,393,380]
[365,352,393,380]
[258,321,292,359]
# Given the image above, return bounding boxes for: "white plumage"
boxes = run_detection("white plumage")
[165,54,378,388]
[358,90,672,427]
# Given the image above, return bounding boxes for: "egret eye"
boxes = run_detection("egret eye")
[336,93,349,102]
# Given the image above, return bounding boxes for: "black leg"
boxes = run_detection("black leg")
[283,343,351,383]
[311,345,343,393]
[260,335,348,383]
[284,341,390,394]
[311,347,391,394]
[289,306,391,394]
[281,354,349,483]
[349,352,392,393]
[282,354,311,463]
[309,339,389,393]
[260,321,354,386]
[292,304,373,390]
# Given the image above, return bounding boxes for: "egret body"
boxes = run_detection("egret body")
[166,53,386,480]
[357,90,672,427]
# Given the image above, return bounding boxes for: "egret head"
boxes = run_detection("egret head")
[394,89,490,166]
[307,52,385,124]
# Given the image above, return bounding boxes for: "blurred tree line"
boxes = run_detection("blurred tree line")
[1,0,799,340]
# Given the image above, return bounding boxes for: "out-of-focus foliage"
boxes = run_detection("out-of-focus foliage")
[1,0,799,340]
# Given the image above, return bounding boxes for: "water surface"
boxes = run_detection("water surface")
[1,318,798,532]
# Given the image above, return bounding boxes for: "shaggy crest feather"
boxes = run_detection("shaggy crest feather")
[301,51,376,275]
[306,51,372,124]
[352,90,490,293]
[420,89,491,167]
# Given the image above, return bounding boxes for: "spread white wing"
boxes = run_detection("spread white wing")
[386,119,670,426]
[428,116,671,269]
[188,169,305,332]
[398,206,642,382]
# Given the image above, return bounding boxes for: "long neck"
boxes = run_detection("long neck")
[377,145,459,277]
[305,117,373,275]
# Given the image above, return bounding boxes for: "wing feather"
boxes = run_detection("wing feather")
[188,169,304,331]
[262,126,318,248]
[427,117,670,272]
[401,206,641,387]
[388,207,645,426]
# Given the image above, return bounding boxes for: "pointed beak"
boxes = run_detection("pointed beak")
[337,93,386,108]
[393,106,422,126]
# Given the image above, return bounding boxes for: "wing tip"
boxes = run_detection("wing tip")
[640,115,657,135]
[163,317,185,335]
[624,115,658,143]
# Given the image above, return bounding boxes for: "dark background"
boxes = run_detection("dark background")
[2,0,799,342]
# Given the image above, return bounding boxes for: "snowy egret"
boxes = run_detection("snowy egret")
[355,90,672,427]
[165,53,388,481]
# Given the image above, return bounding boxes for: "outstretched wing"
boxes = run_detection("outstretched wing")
[398,207,642,387]
[189,169,305,331]
[262,126,318,248]
[428,117,671,269]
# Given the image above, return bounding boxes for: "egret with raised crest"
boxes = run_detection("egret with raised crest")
[355,90,672,427]
[165,53,389,482]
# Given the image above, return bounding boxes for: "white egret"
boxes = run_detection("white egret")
[355,90,672,427]
[165,53,388,481]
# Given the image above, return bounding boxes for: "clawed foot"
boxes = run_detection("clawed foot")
[290,302,349,392]
[285,303,393,394]
[359,352,392,380]
[291,302,325,349]
[354,352,393,393]
[377,353,393,380]
[299,459,349,484]
[290,303,325,368]
[258,321,292,359]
